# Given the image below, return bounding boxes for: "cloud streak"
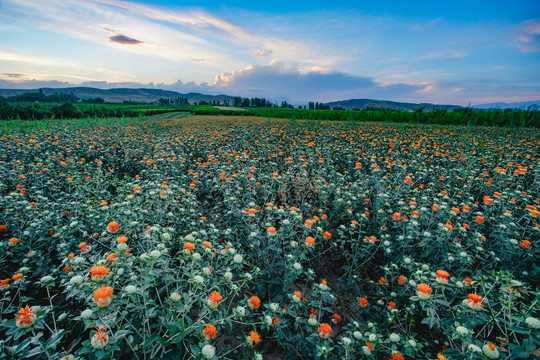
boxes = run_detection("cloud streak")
[109,34,143,45]
[516,19,540,53]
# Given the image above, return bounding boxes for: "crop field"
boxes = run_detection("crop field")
[0,114,539,359]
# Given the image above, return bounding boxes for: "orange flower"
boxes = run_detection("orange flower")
[12,273,23,281]
[398,275,408,285]
[388,301,396,309]
[323,231,331,240]
[390,353,404,360]
[393,212,402,220]
[183,242,195,252]
[305,237,315,246]
[8,237,19,246]
[318,323,332,338]
[90,265,110,280]
[91,327,109,349]
[116,236,128,243]
[437,353,449,360]
[463,293,484,310]
[15,305,37,328]
[266,226,276,235]
[247,330,261,345]
[358,297,368,308]
[106,253,117,263]
[475,216,485,224]
[203,324,217,339]
[93,286,114,307]
[417,283,432,300]
[294,291,302,299]
[203,241,212,248]
[0,225,7,232]
[436,270,450,284]
[249,296,261,309]
[208,291,223,307]
[520,240,531,249]
[463,278,473,285]
[79,242,90,253]
[379,277,389,286]
[332,313,341,324]
[0,278,10,290]
[305,219,314,228]
[107,222,120,233]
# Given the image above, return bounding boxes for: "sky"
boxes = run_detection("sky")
[0,0,539,105]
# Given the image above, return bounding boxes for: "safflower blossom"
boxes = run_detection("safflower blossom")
[463,293,484,310]
[246,331,261,346]
[207,291,223,309]
[93,286,114,307]
[203,324,217,340]
[107,222,120,233]
[89,265,110,281]
[249,296,261,309]
[318,323,332,338]
[482,343,499,359]
[91,327,109,349]
[15,305,37,328]
[435,270,450,285]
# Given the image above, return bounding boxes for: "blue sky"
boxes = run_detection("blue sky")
[0,0,539,105]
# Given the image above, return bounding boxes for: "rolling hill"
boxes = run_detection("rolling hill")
[324,99,462,112]
[2,87,537,112]
[0,87,235,104]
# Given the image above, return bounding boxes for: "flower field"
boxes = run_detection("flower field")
[0,115,539,359]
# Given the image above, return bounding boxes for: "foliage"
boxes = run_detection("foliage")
[0,102,182,120]
[7,90,79,103]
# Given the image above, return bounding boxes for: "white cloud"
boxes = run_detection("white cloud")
[1,0,243,69]
[1,0,328,73]
[516,19,540,53]
[419,50,468,60]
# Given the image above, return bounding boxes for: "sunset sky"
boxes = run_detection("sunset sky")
[0,0,539,104]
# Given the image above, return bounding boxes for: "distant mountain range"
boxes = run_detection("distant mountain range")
[0,87,233,104]
[0,87,538,111]
[324,99,463,112]
[472,100,539,110]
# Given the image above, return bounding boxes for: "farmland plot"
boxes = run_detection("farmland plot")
[0,115,539,359]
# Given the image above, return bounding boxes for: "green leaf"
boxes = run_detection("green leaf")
[22,346,45,358]
[421,316,438,329]
[508,326,531,335]
[190,344,201,357]
[45,330,65,350]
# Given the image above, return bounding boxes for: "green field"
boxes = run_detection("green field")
[1,100,540,128]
